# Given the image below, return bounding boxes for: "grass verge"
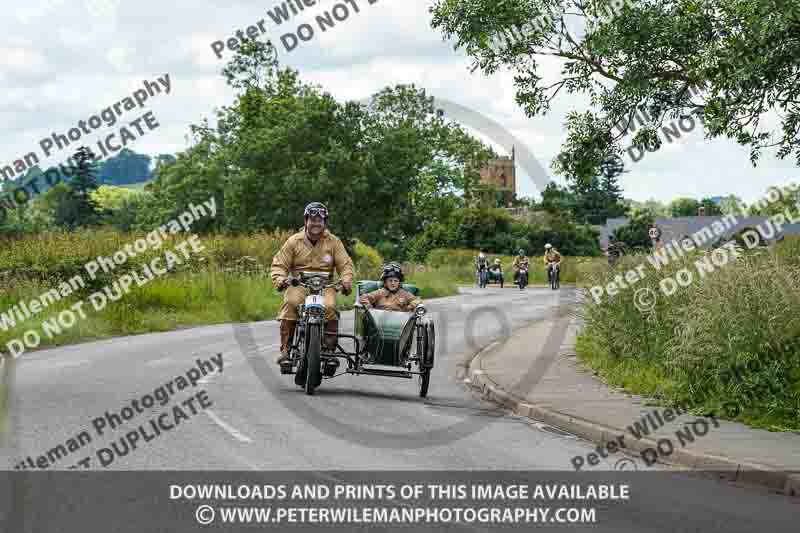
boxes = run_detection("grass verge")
[576,239,800,432]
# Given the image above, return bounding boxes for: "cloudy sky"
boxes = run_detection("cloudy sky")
[1,0,796,204]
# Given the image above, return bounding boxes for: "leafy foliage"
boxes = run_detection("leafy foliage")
[430,0,800,175]
[146,39,493,255]
[610,210,654,251]
[53,146,101,230]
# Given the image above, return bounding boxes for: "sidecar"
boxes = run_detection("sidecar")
[486,268,504,287]
[346,281,436,397]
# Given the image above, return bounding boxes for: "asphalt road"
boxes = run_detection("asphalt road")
[1,286,797,531]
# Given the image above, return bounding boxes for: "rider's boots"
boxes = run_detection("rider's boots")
[324,319,339,352]
[276,320,296,365]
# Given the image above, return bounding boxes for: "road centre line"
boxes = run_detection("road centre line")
[205,409,254,443]
[144,357,175,367]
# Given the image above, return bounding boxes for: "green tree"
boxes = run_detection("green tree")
[719,194,746,215]
[430,0,800,176]
[97,149,152,185]
[625,198,670,218]
[537,182,577,215]
[670,198,701,217]
[700,197,723,216]
[149,39,493,252]
[750,186,799,216]
[54,146,101,229]
[610,211,655,251]
[599,155,627,219]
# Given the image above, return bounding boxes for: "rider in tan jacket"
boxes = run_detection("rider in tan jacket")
[271,202,354,364]
[512,249,530,282]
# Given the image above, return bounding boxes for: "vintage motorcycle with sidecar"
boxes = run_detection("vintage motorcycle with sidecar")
[279,272,435,397]
[486,266,504,287]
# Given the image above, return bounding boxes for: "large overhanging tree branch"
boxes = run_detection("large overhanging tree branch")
[430,0,800,177]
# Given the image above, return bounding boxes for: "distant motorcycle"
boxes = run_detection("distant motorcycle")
[487,267,504,288]
[547,262,560,290]
[515,266,528,290]
[476,262,489,288]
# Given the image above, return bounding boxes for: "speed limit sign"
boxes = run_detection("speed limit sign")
[649,226,662,240]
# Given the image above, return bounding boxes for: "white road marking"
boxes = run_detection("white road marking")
[205,409,253,443]
[22,358,90,370]
[144,357,175,367]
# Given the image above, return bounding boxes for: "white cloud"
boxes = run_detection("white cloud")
[0,0,796,203]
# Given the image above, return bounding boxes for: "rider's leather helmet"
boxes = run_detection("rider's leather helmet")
[545,243,552,250]
[304,202,329,222]
[380,262,404,283]
[518,249,525,255]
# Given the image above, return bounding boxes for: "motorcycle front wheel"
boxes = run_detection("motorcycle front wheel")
[304,323,322,395]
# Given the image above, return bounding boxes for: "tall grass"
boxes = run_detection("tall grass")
[578,240,800,431]
[0,231,466,354]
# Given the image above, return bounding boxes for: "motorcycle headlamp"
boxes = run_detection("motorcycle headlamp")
[309,277,323,290]
[415,305,427,317]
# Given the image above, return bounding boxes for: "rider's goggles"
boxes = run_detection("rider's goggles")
[305,207,328,219]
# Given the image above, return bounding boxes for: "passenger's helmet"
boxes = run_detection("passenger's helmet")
[380,262,404,283]
[544,243,552,250]
[479,252,486,259]
[304,202,329,221]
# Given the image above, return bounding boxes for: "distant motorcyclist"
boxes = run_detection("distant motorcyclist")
[512,249,530,284]
[543,243,562,283]
[359,263,422,312]
[271,202,354,365]
[489,258,504,286]
[475,251,489,271]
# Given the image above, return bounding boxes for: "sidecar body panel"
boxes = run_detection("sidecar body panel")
[355,281,420,366]
[487,269,503,283]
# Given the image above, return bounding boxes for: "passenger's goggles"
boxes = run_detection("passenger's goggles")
[305,207,328,218]
[382,267,402,277]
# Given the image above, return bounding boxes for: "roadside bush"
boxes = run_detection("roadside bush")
[578,240,800,431]
[352,240,384,279]
[406,208,601,259]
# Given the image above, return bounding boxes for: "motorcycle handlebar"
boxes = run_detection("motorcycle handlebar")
[287,276,343,291]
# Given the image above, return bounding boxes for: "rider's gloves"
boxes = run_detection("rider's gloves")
[341,280,352,295]
[277,278,291,291]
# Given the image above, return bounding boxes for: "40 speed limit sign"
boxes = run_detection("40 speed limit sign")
[649,226,662,240]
